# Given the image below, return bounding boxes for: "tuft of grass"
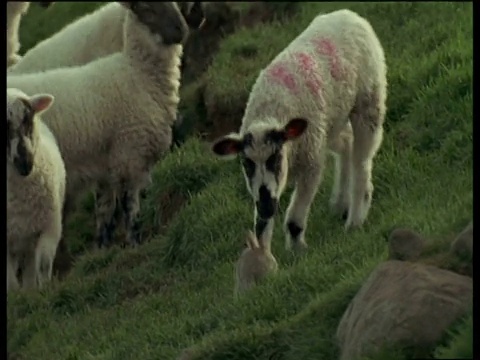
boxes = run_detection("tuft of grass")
[8,2,472,360]
[434,311,473,359]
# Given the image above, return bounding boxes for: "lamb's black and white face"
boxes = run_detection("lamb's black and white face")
[7,88,54,177]
[212,118,308,220]
[120,2,205,45]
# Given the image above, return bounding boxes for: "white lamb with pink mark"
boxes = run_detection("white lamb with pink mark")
[212,9,387,252]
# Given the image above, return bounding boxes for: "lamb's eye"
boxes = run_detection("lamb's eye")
[266,152,281,173]
[242,157,256,178]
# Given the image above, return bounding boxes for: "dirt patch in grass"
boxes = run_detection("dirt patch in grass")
[238,2,299,29]
[155,190,189,234]
[181,3,239,85]
[202,100,247,141]
[180,2,301,141]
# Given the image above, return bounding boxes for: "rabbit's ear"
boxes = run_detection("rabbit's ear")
[245,230,259,249]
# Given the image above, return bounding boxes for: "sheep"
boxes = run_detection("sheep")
[234,230,278,297]
[211,9,387,252]
[9,2,205,75]
[7,2,30,68]
[7,88,66,292]
[7,2,204,252]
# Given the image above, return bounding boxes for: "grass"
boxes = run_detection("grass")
[9,2,473,360]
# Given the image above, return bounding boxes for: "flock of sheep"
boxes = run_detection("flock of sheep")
[6,2,387,298]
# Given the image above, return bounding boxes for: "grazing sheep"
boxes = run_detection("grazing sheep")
[235,230,278,297]
[9,2,205,75]
[7,2,30,68]
[7,2,203,251]
[212,9,387,252]
[7,88,66,292]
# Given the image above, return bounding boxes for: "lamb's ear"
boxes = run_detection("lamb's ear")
[211,133,244,158]
[245,230,259,249]
[29,94,54,115]
[283,118,308,141]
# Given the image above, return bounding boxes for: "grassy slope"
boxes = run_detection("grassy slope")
[9,2,472,360]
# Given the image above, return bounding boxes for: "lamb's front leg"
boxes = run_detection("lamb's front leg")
[284,161,325,252]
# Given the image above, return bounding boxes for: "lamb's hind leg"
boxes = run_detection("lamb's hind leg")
[346,89,386,229]
[284,156,326,252]
[95,181,118,248]
[328,122,353,220]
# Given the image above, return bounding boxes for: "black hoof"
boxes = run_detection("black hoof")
[342,210,349,221]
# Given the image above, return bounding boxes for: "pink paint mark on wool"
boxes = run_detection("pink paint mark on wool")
[293,51,322,96]
[266,62,298,94]
[312,37,343,80]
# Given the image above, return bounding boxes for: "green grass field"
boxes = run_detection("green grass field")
[9,2,472,359]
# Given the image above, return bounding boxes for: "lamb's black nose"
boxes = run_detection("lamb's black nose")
[256,185,278,219]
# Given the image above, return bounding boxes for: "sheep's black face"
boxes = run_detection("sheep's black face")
[6,99,35,177]
[125,2,189,45]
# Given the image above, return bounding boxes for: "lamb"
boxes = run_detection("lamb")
[7,1,30,68]
[7,88,66,292]
[9,2,205,75]
[7,2,204,251]
[234,230,278,297]
[212,9,387,252]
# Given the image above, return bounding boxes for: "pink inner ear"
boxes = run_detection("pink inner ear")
[285,118,308,140]
[30,96,53,113]
[226,140,241,155]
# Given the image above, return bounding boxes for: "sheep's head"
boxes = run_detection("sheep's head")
[120,2,190,45]
[212,118,308,220]
[7,88,54,177]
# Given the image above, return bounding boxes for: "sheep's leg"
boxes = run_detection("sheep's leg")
[328,123,353,220]
[284,159,325,252]
[22,247,38,290]
[7,53,22,68]
[346,90,385,229]
[53,194,75,279]
[95,182,118,248]
[120,187,142,247]
[7,252,20,293]
[36,231,61,289]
